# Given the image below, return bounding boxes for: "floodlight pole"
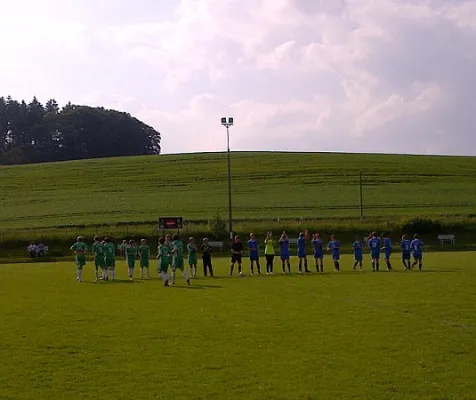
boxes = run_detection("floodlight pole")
[221,117,234,240]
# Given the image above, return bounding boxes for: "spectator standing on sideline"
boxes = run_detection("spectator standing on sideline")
[37,241,45,257]
[27,242,37,258]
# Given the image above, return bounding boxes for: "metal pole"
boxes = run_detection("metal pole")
[227,126,233,239]
[359,171,363,220]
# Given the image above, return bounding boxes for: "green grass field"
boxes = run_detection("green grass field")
[0,152,475,234]
[1,252,475,400]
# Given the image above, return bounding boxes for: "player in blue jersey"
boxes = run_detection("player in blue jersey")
[352,236,363,271]
[368,231,381,271]
[279,231,291,274]
[400,234,411,270]
[312,233,324,272]
[381,233,393,271]
[297,231,310,273]
[410,234,424,271]
[327,235,341,271]
[248,233,261,275]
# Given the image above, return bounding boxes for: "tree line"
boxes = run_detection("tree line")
[0,96,161,165]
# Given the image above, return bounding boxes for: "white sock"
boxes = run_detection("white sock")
[128,268,132,277]
[183,269,189,280]
[171,269,176,283]
[78,269,83,281]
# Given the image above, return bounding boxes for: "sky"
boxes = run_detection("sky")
[1,0,475,156]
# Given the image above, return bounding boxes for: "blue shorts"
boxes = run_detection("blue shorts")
[332,254,340,261]
[249,252,259,261]
[297,251,306,258]
[371,252,380,260]
[314,252,323,259]
[280,253,289,261]
[402,253,411,260]
[354,254,363,262]
[413,252,422,260]
[385,250,392,259]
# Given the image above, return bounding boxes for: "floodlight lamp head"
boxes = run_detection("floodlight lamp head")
[221,117,227,125]
[228,117,234,125]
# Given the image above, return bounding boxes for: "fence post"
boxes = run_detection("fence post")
[359,171,364,220]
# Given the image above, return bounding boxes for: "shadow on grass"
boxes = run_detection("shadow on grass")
[381,269,459,274]
[195,284,223,289]
[170,285,205,290]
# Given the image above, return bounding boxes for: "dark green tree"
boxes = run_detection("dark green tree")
[0,96,161,164]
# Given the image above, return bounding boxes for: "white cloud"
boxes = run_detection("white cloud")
[0,0,475,155]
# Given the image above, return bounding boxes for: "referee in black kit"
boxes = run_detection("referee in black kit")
[200,238,214,277]
[230,235,244,276]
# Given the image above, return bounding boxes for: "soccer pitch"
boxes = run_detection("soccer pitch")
[1,252,474,399]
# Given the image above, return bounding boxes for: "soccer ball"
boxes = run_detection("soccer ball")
[239,271,244,277]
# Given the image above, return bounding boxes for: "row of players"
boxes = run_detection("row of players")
[70,234,210,284]
[229,230,424,275]
[69,231,424,285]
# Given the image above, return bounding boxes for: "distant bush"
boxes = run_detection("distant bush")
[401,217,442,234]
[207,212,227,239]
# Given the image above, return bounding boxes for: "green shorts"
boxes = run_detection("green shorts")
[76,254,86,268]
[105,258,115,268]
[168,255,173,265]
[127,257,135,269]
[159,262,169,273]
[188,254,198,265]
[173,257,184,270]
[95,258,106,269]
[140,258,150,268]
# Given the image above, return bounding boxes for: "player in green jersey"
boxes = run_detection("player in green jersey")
[171,234,190,285]
[103,237,116,281]
[165,234,173,267]
[70,236,88,282]
[125,240,137,280]
[92,236,107,281]
[138,238,151,279]
[187,237,198,278]
[157,237,171,287]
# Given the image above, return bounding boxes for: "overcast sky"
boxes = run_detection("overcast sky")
[1,0,475,155]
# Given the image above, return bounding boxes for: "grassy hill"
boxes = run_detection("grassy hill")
[0,151,475,244]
